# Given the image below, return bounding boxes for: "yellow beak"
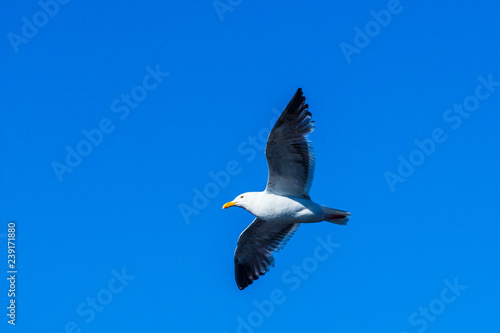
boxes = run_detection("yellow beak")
[222,201,236,209]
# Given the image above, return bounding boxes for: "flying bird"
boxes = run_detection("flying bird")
[223,88,350,290]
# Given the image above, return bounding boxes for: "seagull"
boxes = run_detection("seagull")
[222,88,350,290]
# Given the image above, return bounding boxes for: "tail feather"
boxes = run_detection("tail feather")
[322,206,350,225]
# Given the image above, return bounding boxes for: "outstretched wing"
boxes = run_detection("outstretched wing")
[234,218,299,290]
[265,88,315,199]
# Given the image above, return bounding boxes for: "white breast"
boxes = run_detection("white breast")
[249,193,323,223]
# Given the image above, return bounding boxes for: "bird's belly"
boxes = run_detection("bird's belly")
[253,195,323,223]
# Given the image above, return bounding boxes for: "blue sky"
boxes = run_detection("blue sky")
[2,0,500,332]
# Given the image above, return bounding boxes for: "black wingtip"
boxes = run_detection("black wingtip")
[291,88,306,107]
[288,88,304,104]
[273,88,308,128]
[294,88,304,101]
[235,261,257,290]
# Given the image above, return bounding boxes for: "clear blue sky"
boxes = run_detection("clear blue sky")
[2,1,500,332]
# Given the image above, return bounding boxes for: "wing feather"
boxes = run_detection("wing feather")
[234,218,299,290]
[265,88,315,198]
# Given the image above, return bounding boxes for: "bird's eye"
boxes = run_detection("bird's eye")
[240,195,244,198]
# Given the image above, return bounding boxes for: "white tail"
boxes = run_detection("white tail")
[321,206,350,225]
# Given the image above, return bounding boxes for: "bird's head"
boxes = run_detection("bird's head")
[222,193,253,210]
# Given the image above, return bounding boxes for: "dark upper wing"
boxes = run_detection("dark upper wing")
[265,88,315,199]
[234,218,299,290]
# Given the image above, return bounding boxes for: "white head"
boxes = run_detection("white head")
[222,192,258,210]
